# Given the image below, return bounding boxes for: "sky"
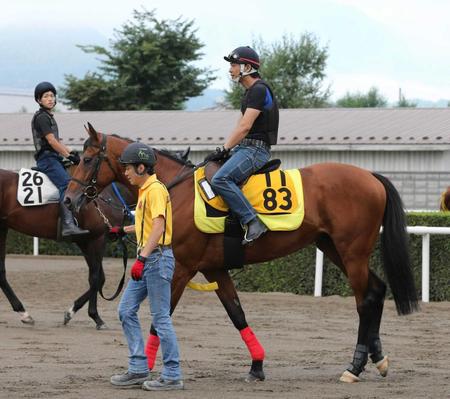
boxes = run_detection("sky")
[1,0,449,103]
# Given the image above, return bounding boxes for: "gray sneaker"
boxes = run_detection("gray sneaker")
[110,371,149,387]
[142,377,184,391]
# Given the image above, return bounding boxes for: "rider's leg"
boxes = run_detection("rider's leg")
[37,152,89,238]
[211,145,269,243]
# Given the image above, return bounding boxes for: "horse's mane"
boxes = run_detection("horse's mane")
[156,148,194,167]
[83,133,133,151]
[83,133,193,167]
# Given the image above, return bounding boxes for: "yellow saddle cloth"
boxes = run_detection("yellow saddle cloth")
[194,167,305,233]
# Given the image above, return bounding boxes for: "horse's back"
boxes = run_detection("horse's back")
[300,163,386,233]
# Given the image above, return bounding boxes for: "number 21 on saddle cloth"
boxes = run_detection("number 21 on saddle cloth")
[193,167,305,234]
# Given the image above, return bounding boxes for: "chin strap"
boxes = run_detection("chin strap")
[232,64,258,83]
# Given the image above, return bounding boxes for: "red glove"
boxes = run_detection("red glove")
[131,255,146,281]
[108,226,126,241]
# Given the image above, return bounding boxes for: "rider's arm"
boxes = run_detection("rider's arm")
[139,216,165,258]
[224,107,261,149]
[45,133,71,157]
[123,225,136,234]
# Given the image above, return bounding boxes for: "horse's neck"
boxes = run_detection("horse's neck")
[156,158,192,191]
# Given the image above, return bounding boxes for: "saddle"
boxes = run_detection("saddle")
[204,159,282,185]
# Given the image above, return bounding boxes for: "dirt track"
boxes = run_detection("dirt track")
[0,255,449,399]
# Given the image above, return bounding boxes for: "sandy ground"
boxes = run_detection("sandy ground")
[0,255,449,399]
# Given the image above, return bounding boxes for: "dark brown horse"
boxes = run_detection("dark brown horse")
[65,125,418,383]
[0,167,133,329]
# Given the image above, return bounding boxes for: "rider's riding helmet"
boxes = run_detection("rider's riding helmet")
[119,142,156,169]
[34,81,57,103]
[224,46,260,70]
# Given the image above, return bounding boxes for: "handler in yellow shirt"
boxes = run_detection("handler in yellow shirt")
[110,142,183,391]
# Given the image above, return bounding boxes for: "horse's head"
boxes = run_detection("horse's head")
[64,123,126,214]
[439,186,450,211]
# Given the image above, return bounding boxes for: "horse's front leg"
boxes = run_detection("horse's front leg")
[145,260,196,370]
[202,268,265,382]
[76,237,106,329]
[0,223,34,325]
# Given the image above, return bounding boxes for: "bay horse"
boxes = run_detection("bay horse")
[0,166,133,329]
[439,187,450,211]
[65,124,418,383]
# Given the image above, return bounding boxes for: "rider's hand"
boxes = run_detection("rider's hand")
[67,150,81,165]
[131,255,146,281]
[204,146,230,163]
[108,225,126,241]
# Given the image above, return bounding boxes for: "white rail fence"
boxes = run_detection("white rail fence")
[314,226,450,303]
[32,225,449,302]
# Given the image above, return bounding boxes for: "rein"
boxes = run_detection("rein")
[165,158,209,190]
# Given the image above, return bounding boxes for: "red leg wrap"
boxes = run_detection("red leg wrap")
[240,326,265,361]
[145,334,160,370]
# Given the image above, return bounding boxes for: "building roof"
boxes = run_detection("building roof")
[1,108,450,150]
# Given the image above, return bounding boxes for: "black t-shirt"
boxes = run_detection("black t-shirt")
[240,79,279,145]
[31,108,60,155]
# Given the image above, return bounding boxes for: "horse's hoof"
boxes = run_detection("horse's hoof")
[375,356,389,377]
[96,323,108,330]
[63,311,72,325]
[20,313,35,325]
[245,371,265,382]
[339,370,360,383]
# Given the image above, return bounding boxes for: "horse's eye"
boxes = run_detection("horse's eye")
[84,157,92,164]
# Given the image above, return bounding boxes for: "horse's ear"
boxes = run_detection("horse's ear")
[181,146,191,161]
[86,122,100,144]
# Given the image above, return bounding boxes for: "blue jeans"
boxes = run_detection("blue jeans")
[211,144,270,225]
[36,151,70,201]
[118,247,182,380]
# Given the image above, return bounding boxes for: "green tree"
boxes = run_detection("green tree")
[335,87,387,107]
[225,33,330,109]
[396,95,417,108]
[397,96,417,108]
[61,9,215,110]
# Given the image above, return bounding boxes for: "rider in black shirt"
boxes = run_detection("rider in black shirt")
[209,46,279,245]
[32,81,89,239]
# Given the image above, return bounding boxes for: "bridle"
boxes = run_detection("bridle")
[71,133,116,200]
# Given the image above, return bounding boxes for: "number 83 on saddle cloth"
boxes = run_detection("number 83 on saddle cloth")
[194,167,305,234]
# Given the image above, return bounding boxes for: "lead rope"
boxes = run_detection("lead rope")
[93,199,128,301]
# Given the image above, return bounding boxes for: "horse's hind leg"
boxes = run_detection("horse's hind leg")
[367,271,388,377]
[317,234,385,382]
[0,223,34,325]
[333,249,390,384]
[202,268,265,382]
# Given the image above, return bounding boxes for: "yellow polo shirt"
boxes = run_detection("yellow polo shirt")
[135,174,172,248]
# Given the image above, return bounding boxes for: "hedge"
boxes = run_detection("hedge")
[5,212,450,301]
[5,231,135,258]
[233,212,450,301]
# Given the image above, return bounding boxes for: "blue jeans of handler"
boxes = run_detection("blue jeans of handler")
[36,151,70,201]
[211,144,270,225]
[118,247,182,380]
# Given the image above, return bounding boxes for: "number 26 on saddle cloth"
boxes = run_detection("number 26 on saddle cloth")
[194,167,305,234]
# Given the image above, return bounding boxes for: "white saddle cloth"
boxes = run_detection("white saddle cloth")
[17,168,60,207]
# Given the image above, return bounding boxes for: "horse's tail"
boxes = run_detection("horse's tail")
[372,172,419,315]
